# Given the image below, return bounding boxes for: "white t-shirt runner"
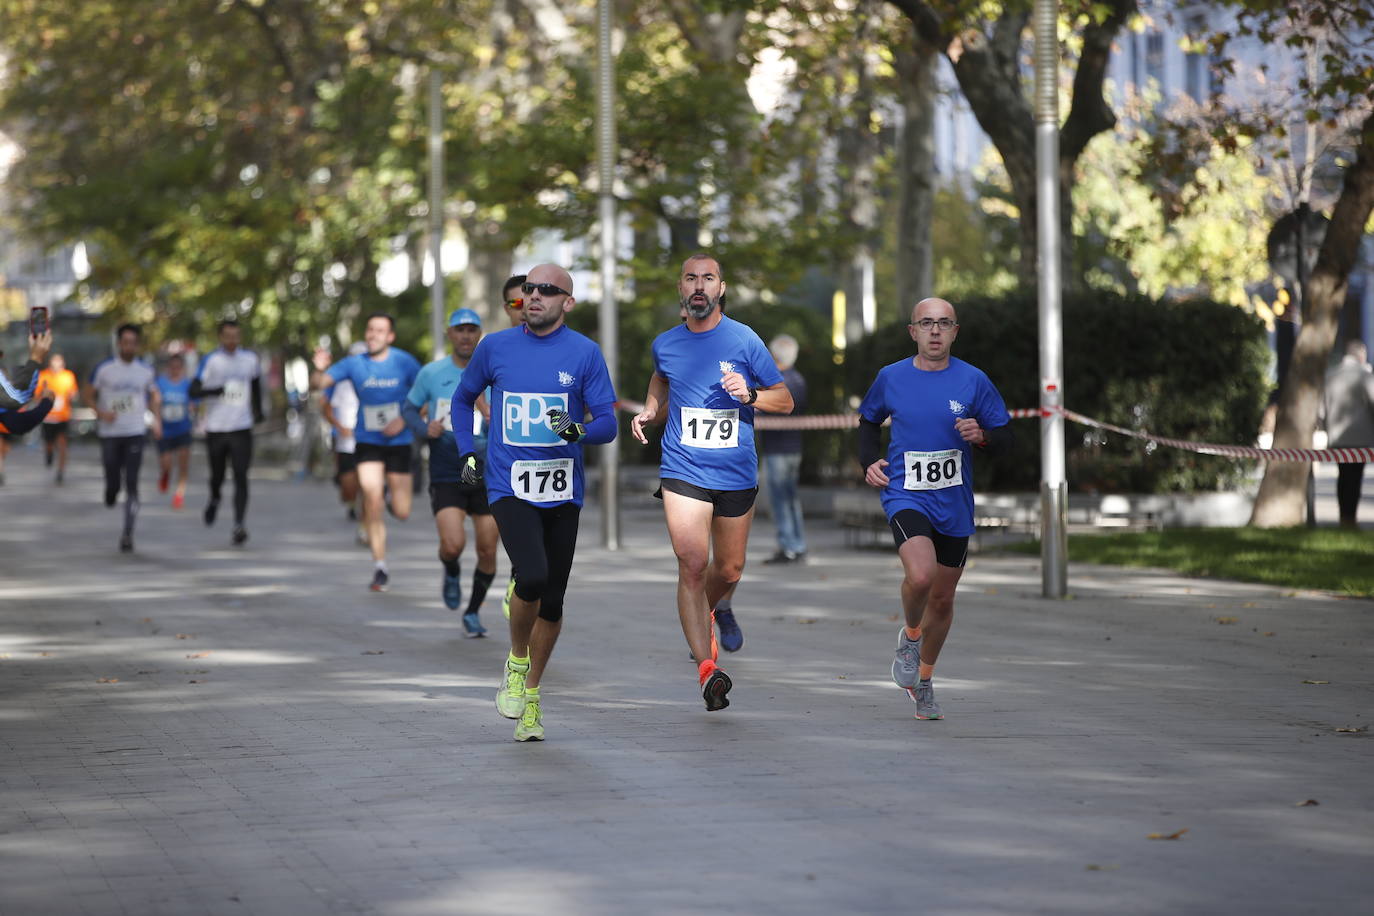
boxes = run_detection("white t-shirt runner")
[197,347,261,433]
[89,357,156,438]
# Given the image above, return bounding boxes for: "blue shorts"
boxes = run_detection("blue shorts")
[157,432,193,454]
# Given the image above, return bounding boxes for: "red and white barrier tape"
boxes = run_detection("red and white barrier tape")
[613,401,1371,463]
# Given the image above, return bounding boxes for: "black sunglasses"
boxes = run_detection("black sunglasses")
[521,282,570,297]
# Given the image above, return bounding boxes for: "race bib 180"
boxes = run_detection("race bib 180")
[903,449,963,490]
[510,458,573,503]
[162,403,187,423]
[503,392,568,447]
[680,407,739,449]
[363,401,401,432]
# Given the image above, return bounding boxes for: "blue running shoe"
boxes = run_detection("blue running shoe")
[443,571,463,610]
[715,608,743,653]
[462,611,487,638]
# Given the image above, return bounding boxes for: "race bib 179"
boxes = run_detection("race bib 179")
[680,407,739,449]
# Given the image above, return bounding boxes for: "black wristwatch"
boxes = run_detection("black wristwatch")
[744,386,758,406]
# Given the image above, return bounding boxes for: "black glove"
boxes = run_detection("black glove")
[459,452,484,485]
[546,408,585,443]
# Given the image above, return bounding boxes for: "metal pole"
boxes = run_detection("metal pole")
[1034,0,1067,597]
[596,0,621,549]
[427,69,445,361]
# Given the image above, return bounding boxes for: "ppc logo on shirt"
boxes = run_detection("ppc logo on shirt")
[948,399,967,416]
[503,392,569,446]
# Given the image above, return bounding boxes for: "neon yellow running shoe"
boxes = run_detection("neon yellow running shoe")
[502,573,516,620]
[515,691,544,741]
[496,656,528,719]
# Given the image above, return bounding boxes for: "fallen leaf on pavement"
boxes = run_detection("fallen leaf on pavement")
[175,634,194,640]
[38,651,52,657]
[1335,726,1367,734]
[797,618,817,624]
[185,652,211,659]
[1263,632,1276,637]
[1214,617,1239,625]
[361,650,385,655]
[1301,680,1329,685]
[1295,799,1319,807]
[97,678,119,684]
[1085,864,1120,872]
[1146,828,1189,840]
[141,617,153,623]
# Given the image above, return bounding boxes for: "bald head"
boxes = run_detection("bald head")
[911,297,956,324]
[528,263,573,295]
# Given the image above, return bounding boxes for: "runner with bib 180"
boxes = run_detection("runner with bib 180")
[630,252,793,713]
[451,263,617,742]
[857,297,1013,721]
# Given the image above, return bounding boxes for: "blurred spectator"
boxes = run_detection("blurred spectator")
[1322,339,1374,529]
[762,334,807,564]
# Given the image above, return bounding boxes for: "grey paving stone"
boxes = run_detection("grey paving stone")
[1,446,1371,915]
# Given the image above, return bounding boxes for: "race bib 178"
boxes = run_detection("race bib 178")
[510,458,573,503]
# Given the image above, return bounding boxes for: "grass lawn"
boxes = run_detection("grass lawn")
[1004,527,1374,599]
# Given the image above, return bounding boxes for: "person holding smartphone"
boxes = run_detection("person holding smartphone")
[0,329,56,485]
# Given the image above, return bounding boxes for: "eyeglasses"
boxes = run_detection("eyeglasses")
[504,298,524,309]
[911,318,957,331]
[521,282,570,297]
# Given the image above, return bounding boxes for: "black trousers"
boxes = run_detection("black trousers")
[207,429,253,525]
[1336,462,1365,523]
[488,497,581,622]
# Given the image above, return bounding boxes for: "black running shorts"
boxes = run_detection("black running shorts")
[656,477,758,518]
[355,442,412,474]
[888,508,969,568]
[429,481,491,516]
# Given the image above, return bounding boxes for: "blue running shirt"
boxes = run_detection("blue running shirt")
[325,348,422,447]
[451,324,616,508]
[652,315,782,491]
[858,356,1010,537]
[156,375,195,438]
[406,357,488,483]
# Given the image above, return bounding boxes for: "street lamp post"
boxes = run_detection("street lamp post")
[1034,0,1067,597]
[596,0,621,549]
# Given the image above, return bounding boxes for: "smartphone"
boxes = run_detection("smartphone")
[29,306,49,336]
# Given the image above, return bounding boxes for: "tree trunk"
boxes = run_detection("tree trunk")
[887,0,1134,290]
[836,5,882,341]
[894,35,937,312]
[1250,114,1374,526]
[458,215,514,328]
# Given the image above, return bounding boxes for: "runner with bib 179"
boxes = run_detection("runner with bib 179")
[630,252,793,713]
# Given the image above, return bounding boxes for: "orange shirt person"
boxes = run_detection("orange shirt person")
[36,353,80,485]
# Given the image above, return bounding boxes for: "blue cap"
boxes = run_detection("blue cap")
[448,308,482,328]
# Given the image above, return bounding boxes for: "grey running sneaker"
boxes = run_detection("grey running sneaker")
[909,680,943,720]
[891,628,921,689]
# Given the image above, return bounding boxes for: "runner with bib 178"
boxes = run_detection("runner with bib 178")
[857,297,1013,721]
[450,263,617,742]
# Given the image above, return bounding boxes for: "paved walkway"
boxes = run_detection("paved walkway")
[2,444,1371,915]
